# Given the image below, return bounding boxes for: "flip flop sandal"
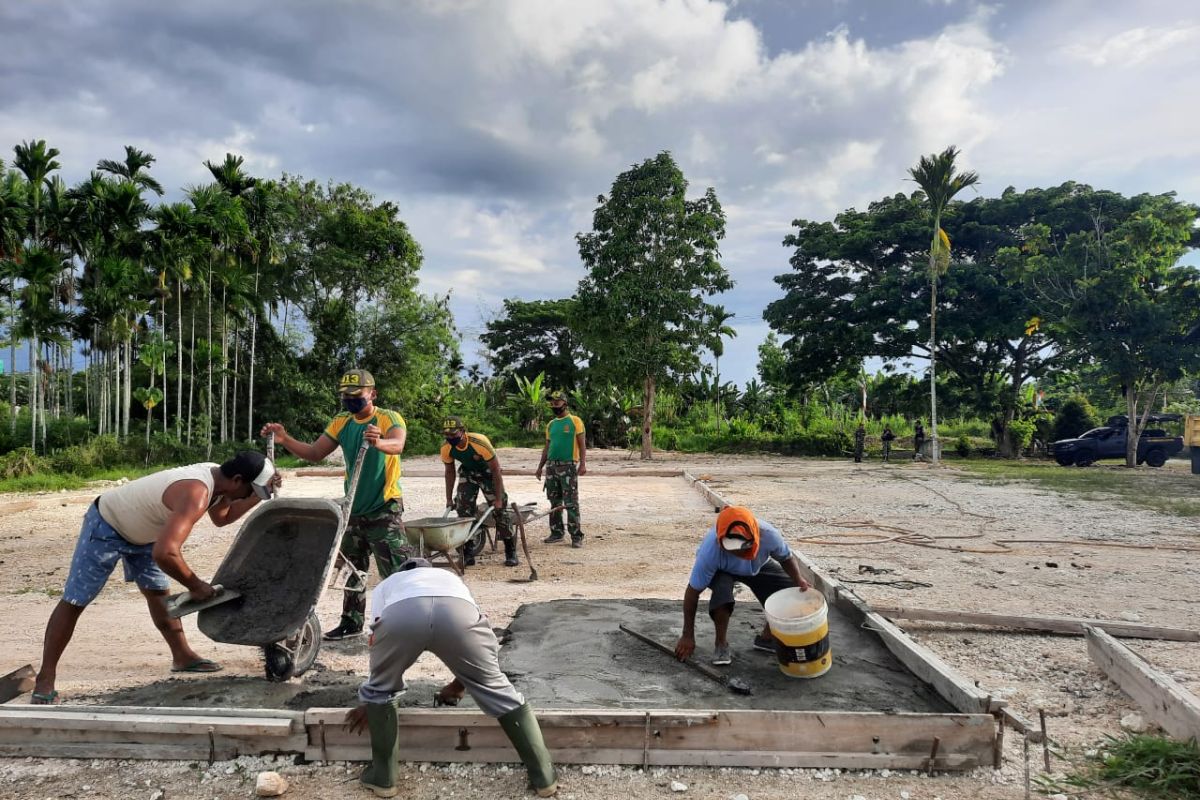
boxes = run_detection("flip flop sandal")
[433,693,461,707]
[31,690,58,705]
[171,658,223,673]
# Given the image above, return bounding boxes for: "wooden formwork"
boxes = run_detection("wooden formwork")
[0,470,1004,769]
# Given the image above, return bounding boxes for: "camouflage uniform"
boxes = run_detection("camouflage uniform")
[544,461,582,542]
[454,470,512,541]
[341,500,410,629]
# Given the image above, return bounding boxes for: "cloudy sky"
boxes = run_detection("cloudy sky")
[2,0,1198,383]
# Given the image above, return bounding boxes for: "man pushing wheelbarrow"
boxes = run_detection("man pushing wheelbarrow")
[261,369,410,641]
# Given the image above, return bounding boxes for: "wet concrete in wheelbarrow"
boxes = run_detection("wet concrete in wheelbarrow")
[501,598,953,712]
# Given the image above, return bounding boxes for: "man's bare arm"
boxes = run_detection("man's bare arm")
[260,422,339,463]
[153,480,214,597]
[488,457,506,507]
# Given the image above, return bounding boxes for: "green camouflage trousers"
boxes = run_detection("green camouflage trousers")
[454,470,512,541]
[341,500,409,629]
[544,461,582,540]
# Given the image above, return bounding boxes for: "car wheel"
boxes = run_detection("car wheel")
[1144,448,1167,468]
[1075,455,1094,467]
[1055,454,1075,466]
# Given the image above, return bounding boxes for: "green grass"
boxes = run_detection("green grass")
[0,466,164,494]
[954,459,1200,518]
[1045,734,1200,799]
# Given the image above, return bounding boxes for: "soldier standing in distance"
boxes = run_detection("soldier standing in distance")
[536,393,587,548]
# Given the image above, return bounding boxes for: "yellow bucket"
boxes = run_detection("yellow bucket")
[764,587,832,678]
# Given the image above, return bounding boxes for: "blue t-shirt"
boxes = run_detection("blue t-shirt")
[687,521,792,592]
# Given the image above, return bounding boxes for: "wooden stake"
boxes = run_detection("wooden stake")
[926,736,940,776]
[993,713,1004,770]
[1023,734,1031,800]
[1038,709,1050,772]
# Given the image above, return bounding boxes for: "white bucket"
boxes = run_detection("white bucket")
[763,587,832,678]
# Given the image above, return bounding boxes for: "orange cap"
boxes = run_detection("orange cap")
[716,505,760,560]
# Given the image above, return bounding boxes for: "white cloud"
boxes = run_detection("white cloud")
[1064,24,1200,67]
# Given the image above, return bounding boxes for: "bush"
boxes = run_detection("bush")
[1007,418,1036,453]
[955,435,971,458]
[1052,395,1100,442]
[0,447,46,479]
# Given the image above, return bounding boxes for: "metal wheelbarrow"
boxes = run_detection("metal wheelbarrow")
[403,507,495,575]
[191,439,372,681]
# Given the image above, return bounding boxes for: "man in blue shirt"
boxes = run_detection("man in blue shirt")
[674,505,811,666]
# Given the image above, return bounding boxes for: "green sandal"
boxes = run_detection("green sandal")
[31,690,58,705]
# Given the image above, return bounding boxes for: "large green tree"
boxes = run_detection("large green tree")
[481,298,585,390]
[574,152,731,459]
[1008,192,1200,466]
[907,146,979,464]
[764,183,1114,455]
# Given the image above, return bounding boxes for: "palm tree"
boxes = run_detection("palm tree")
[97,146,165,197]
[707,305,737,433]
[148,202,197,438]
[13,247,71,450]
[12,140,61,245]
[0,164,28,431]
[907,146,979,465]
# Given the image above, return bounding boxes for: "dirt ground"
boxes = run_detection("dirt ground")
[2,448,1199,799]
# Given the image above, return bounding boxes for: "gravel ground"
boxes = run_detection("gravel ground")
[3,448,1198,799]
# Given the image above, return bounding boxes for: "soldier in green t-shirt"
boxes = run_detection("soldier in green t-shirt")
[261,369,410,640]
[535,393,587,548]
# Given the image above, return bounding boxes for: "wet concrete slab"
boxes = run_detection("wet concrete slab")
[500,598,953,712]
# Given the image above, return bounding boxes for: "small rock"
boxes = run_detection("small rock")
[852,795,867,800]
[901,792,911,800]
[1120,712,1148,733]
[1118,611,1141,622]
[149,791,164,800]
[731,795,749,800]
[255,771,288,797]
[1049,794,1068,800]
[670,781,688,792]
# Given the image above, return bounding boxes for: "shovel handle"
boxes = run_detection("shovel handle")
[266,432,275,463]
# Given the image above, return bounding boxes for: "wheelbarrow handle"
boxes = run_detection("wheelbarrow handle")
[521,505,565,524]
[342,441,371,517]
[466,505,494,539]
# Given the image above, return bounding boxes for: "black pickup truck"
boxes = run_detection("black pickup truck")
[1052,414,1184,467]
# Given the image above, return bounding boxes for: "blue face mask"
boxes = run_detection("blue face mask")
[342,396,369,415]
[445,434,463,446]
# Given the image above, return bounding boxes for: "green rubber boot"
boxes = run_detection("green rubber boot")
[360,702,399,798]
[498,702,557,797]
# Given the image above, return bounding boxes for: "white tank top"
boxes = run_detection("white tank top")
[97,463,218,545]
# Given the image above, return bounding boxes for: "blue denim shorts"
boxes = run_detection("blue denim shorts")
[62,502,170,607]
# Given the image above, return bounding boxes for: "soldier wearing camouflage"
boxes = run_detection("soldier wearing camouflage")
[536,393,587,547]
[441,416,517,567]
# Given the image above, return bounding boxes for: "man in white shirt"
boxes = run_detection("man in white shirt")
[345,558,557,798]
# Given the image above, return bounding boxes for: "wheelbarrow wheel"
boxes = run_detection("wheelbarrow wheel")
[290,610,322,676]
[262,610,322,682]
[468,526,487,557]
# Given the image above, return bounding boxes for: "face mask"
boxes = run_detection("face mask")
[445,434,463,446]
[552,406,567,417]
[342,396,369,415]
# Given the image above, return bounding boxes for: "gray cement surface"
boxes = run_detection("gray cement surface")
[501,598,953,712]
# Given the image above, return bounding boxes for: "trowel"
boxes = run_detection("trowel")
[166,584,242,619]
[619,624,753,695]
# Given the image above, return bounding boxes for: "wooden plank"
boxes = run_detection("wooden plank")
[1085,625,1200,740]
[0,727,307,753]
[872,606,1200,643]
[305,708,994,771]
[296,468,684,479]
[0,708,294,736]
[0,665,35,704]
[7,704,304,723]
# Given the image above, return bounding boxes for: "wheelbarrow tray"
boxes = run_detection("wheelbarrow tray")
[473,501,538,528]
[198,498,345,646]
[403,517,479,551]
